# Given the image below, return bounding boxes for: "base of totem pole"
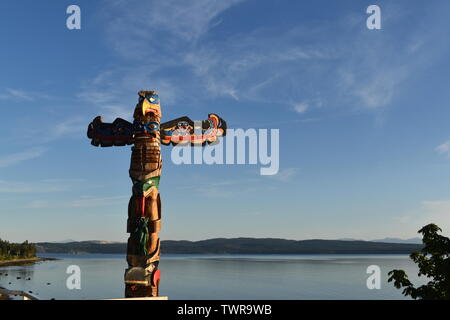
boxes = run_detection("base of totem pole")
[125,284,158,297]
[105,297,168,300]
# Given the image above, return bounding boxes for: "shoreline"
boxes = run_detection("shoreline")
[0,257,57,267]
[0,286,11,300]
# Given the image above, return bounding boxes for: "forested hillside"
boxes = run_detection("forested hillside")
[0,239,36,260]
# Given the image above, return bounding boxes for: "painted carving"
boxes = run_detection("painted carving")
[87,90,226,297]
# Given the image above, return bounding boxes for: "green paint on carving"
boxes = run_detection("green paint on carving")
[134,217,149,256]
[132,176,160,195]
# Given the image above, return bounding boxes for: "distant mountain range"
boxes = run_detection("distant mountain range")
[370,237,422,244]
[338,237,422,244]
[36,238,423,255]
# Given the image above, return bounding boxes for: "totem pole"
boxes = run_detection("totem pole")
[87,90,226,297]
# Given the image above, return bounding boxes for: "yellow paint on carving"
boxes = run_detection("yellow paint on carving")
[142,99,161,117]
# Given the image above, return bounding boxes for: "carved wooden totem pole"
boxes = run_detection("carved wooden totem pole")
[87,90,226,297]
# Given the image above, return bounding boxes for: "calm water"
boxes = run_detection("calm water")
[0,254,426,300]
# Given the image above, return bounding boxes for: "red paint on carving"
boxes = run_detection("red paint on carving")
[152,269,161,286]
[140,196,146,217]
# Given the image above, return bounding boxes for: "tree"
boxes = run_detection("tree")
[388,223,450,299]
[0,238,36,260]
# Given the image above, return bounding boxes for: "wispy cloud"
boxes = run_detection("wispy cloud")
[78,68,178,119]
[99,104,134,121]
[175,176,263,198]
[22,195,128,209]
[65,195,129,208]
[0,178,86,194]
[0,179,66,193]
[293,103,309,114]
[24,200,51,209]
[52,118,87,137]
[436,140,450,157]
[40,178,85,183]
[0,88,33,101]
[0,147,46,168]
[142,0,244,42]
[76,0,245,115]
[12,115,90,145]
[50,117,87,138]
[0,88,52,101]
[267,168,299,182]
[181,28,333,103]
[79,0,450,119]
[104,0,244,56]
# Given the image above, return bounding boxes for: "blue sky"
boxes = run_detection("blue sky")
[1,0,450,242]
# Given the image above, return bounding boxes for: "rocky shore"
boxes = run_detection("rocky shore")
[0,257,57,267]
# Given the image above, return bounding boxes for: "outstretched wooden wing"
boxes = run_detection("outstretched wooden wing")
[87,116,134,147]
[160,113,227,146]
[87,114,227,147]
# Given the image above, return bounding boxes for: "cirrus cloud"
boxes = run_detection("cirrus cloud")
[0,147,46,168]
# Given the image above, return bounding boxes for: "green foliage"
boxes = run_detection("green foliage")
[0,238,36,261]
[388,224,450,300]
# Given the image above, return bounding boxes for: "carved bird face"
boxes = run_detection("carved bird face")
[134,90,161,121]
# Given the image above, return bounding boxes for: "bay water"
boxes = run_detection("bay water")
[0,253,426,300]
